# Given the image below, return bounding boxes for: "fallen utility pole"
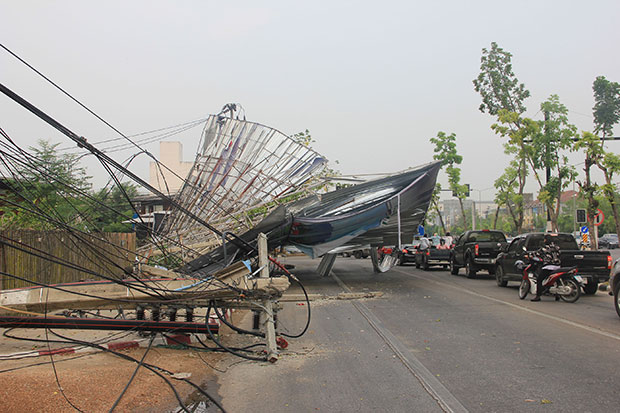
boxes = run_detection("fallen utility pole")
[0,316,219,335]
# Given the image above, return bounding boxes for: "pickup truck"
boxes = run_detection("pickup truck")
[414,236,451,270]
[450,230,507,278]
[495,232,612,294]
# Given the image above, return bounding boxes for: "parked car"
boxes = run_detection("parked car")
[399,240,422,266]
[450,230,507,278]
[414,236,451,270]
[495,232,612,294]
[610,258,620,318]
[599,233,618,249]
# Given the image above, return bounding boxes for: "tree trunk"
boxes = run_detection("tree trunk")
[603,171,620,242]
[584,157,598,250]
[432,199,447,234]
[516,157,526,234]
[492,205,501,229]
[458,198,467,230]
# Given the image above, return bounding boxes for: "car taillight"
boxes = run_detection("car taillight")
[475,244,479,256]
[402,249,407,253]
[608,255,612,270]
[426,251,430,256]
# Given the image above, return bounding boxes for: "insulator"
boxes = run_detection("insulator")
[136,306,145,320]
[151,306,160,322]
[185,307,194,323]
[167,308,177,322]
[252,310,260,330]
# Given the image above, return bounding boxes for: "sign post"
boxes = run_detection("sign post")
[592,209,604,250]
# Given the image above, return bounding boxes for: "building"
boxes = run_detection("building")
[149,142,194,194]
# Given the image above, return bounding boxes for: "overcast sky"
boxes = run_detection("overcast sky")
[2,1,619,201]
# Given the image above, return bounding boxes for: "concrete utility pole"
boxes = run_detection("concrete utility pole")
[258,233,278,362]
[472,201,476,230]
[544,110,553,232]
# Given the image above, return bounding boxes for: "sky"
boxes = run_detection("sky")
[1,0,619,201]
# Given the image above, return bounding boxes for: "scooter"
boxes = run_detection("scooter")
[515,256,584,303]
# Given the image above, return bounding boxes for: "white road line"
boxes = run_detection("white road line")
[331,270,468,413]
[395,268,620,343]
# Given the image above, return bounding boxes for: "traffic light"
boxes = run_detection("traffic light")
[576,209,586,223]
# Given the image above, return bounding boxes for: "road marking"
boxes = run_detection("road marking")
[394,268,620,343]
[331,270,468,413]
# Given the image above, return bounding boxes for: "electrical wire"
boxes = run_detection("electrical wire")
[205,300,267,362]
[108,334,156,412]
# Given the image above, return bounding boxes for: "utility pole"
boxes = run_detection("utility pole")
[472,201,476,230]
[544,110,553,232]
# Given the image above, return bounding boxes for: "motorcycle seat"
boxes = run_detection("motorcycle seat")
[552,266,578,273]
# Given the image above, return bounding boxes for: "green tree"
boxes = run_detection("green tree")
[575,131,602,248]
[91,183,140,232]
[427,183,446,234]
[592,76,620,241]
[430,131,468,229]
[493,160,524,233]
[292,129,315,146]
[0,140,92,230]
[533,95,578,231]
[593,76,620,137]
[473,42,531,233]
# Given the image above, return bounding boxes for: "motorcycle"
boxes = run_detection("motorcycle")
[515,256,584,303]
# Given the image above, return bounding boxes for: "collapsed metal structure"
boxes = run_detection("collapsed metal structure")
[159,105,327,260]
[0,70,438,412]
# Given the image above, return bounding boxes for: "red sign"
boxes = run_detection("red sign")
[594,209,604,226]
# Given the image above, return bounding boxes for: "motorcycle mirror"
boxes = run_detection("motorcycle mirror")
[514,260,526,271]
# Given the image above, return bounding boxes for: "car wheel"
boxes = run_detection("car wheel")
[614,281,620,318]
[583,281,598,295]
[450,257,459,275]
[495,265,508,287]
[465,258,476,279]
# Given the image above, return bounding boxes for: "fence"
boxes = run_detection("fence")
[0,230,136,290]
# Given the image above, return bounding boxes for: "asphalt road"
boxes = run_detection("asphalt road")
[217,254,619,413]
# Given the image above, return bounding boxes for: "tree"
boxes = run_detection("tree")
[592,76,620,241]
[493,160,524,233]
[533,95,577,231]
[292,129,315,146]
[473,42,531,233]
[473,42,530,117]
[428,183,446,234]
[593,76,620,137]
[91,183,140,232]
[0,140,92,230]
[575,132,602,248]
[430,131,468,229]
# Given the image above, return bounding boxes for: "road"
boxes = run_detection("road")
[217,254,619,412]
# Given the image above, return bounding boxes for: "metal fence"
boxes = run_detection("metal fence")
[0,230,136,290]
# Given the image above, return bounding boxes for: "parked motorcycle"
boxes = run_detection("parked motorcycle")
[515,257,584,303]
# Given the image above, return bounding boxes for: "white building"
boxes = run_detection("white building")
[149,142,194,194]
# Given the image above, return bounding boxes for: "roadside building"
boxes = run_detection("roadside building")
[149,141,193,194]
